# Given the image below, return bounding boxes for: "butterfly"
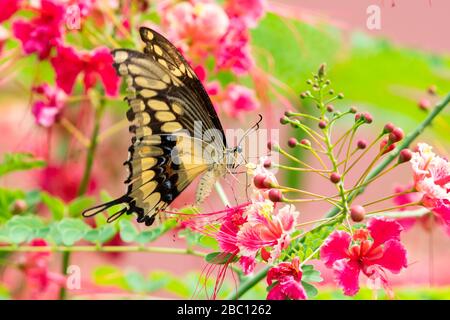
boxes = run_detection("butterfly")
[82,27,246,226]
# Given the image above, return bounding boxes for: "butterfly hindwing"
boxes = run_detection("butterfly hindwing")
[82,27,227,226]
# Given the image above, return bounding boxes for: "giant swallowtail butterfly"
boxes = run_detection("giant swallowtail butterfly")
[82,27,242,226]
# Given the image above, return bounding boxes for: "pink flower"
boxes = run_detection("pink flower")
[12,0,65,60]
[0,26,8,54]
[51,45,119,96]
[163,0,229,56]
[0,0,21,23]
[20,239,66,299]
[320,217,407,296]
[225,0,266,28]
[216,19,253,74]
[411,143,450,226]
[266,257,307,300]
[237,203,299,263]
[222,84,259,118]
[31,84,66,127]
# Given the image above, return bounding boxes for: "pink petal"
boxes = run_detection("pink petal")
[266,283,284,300]
[333,259,361,296]
[51,46,84,94]
[370,240,407,274]
[239,256,256,275]
[367,217,402,246]
[320,230,351,267]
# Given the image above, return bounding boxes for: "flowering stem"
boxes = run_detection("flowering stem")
[361,188,415,207]
[225,266,270,300]
[326,92,450,218]
[0,245,206,256]
[365,201,422,215]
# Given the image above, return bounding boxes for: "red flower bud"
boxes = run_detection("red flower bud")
[268,189,283,203]
[318,120,327,129]
[300,139,311,147]
[326,104,334,112]
[350,205,365,222]
[253,174,267,189]
[398,149,412,164]
[11,199,27,214]
[357,139,367,149]
[383,123,395,134]
[261,247,271,262]
[418,98,431,111]
[263,159,272,168]
[380,138,396,155]
[330,172,341,184]
[280,116,289,125]
[267,141,279,151]
[363,112,373,124]
[287,137,298,148]
[388,127,404,143]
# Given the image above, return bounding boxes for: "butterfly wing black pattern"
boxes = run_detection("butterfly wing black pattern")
[82,27,228,226]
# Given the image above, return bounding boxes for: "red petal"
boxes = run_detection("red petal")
[370,240,407,274]
[320,230,351,267]
[367,217,402,246]
[333,259,361,296]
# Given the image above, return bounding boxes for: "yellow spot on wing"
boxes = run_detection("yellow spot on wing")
[155,111,176,122]
[161,122,183,133]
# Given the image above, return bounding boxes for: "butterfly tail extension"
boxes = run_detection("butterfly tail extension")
[81,195,130,220]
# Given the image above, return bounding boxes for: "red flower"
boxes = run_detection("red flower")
[222,84,259,118]
[20,239,65,299]
[31,84,66,127]
[0,0,21,23]
[266,257,307,300]
[51,45,119,96]
[12,0,65,60]
[320,217,407,297]
[216,19,253,74]
[225,0,266,28]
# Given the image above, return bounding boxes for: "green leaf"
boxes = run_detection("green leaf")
[68,197,95,218]
[57,218,90,246]
[92,266,128,289]
[302,281,318,298]
[135,230,157,244]
[3,215,46,244]
[0,153,46,177]
[301,265,323,283]
[119,220,138,243]
[41,193,66,220]
[8,225,32,244]
[124,271,148,293]
[84,224,116,244]
[205,252,238,265]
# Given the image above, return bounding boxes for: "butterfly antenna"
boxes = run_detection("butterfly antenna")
[82,195,128,219]
[236,114,263,147]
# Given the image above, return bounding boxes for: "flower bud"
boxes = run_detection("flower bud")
[263,159,272,168]
[349,106,357,114]
[357,139,367,149]
[11,199,27,214]
[350,205,365,222]
[383,123,395,134]
[287,137,298,148]
[330,172,341,184]
[268,189,283,202]
[326,104,334,112]
[398,149,412,164]
[253,174,267,189]
[267,141,279,151]
[418,98,431,111]
[280,116,289,125]
[318,120,327,129]
[337,93,344,99]
[318,63,326,77]
[380,138,396,154]
[427,85,437,95]
[388,127,404,143]
[300,139,311,147]
[362,112,373,124]
[261,247,271,262]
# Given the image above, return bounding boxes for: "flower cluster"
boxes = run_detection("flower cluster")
[160,0,264,117]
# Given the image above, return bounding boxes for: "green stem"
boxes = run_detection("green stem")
[0,245,206,256]
[225,266,270,300]
[59,98,105,300]
[326,92,450,218]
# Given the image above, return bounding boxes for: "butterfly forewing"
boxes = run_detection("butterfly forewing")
[82,27,227,226]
